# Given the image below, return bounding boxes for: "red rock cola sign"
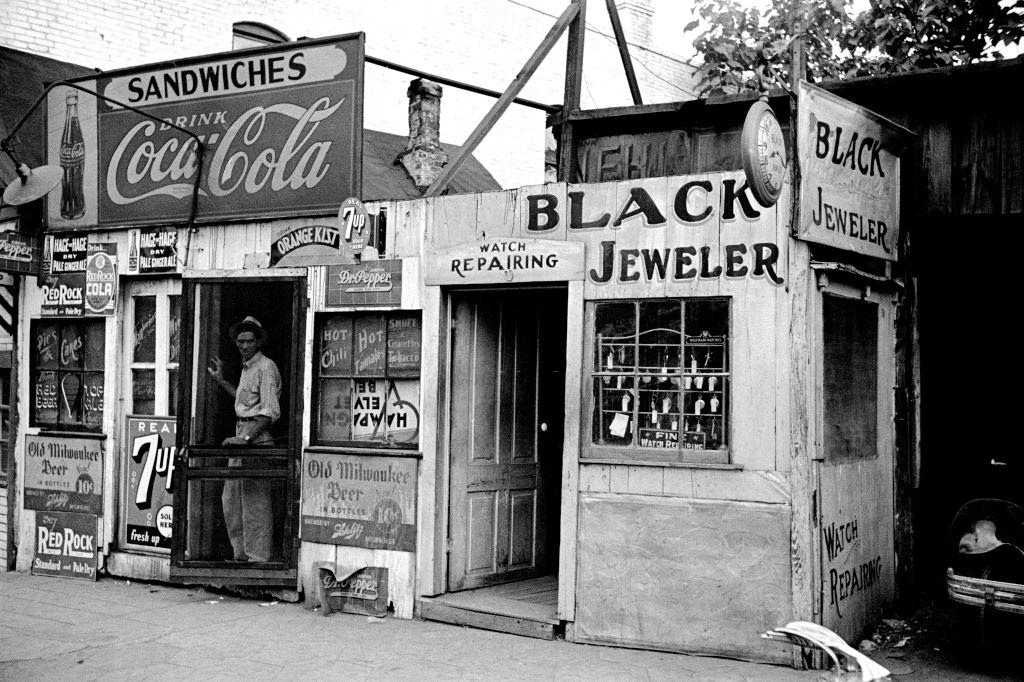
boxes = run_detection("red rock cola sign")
[45,34,364,229]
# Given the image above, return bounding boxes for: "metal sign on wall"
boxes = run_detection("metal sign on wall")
[32,511,99,581]
[45,34,365,229]
[122,416,177,551]
[301,452,416,552]
[796,81,911,262]
[325,259,402,306]
[24,434,104,515]
[0,220,41,276]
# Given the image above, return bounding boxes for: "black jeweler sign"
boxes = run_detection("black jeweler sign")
[45,34,365,230]
[796,81,912,262]
[301,452,416,552]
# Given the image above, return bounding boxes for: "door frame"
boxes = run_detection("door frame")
[169,269,307,586]
[811,270,898,636]
[434,283,581,604]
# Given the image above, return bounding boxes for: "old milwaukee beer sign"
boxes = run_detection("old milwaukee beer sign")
[45,34,364,229]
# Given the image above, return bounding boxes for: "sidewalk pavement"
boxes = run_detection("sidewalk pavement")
[0,571,820,681]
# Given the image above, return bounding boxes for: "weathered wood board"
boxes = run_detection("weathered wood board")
[574,493,792,663]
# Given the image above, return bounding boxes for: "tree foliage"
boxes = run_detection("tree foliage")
[685,0,1024,95]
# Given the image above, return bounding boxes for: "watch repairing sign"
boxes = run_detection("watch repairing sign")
[797,81,912,262]
[45,34,364,229]
[122,416,177,551]
[32,511,99,581]
[301,452,417,552]
[24,434,104,515]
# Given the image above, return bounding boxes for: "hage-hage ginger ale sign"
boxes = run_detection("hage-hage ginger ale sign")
[46,33,364,229]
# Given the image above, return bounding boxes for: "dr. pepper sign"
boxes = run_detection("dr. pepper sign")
[45,34,364,229]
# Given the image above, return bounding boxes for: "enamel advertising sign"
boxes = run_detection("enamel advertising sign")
[32,512,99,581]
[45,34,364,229]
[122,416,177,551]
[797,81,912,262]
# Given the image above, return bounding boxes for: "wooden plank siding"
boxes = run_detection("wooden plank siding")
[566,60,1024,218]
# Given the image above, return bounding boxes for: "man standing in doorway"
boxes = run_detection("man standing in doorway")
[208,315,281,562]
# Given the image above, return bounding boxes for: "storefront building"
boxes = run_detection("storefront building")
[8,36,910,667]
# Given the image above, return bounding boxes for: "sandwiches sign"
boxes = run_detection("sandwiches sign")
[46,34,364,229]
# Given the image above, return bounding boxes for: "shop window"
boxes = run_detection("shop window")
[823,295,877,461]
[314,312,421,449]
[589,298,729,462]
[31,319,105,430]
[125,283,181,416]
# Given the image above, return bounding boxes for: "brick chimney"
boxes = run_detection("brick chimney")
[616,0,653,48]
[397,78,449,193]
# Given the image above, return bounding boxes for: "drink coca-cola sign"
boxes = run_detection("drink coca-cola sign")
[46,34,364,229]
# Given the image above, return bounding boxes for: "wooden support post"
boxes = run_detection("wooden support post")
[424,2,579,197]
[557,0,587,182]
[605,0,643,105]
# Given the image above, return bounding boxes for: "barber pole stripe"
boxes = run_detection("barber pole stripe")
[0,284,16,336]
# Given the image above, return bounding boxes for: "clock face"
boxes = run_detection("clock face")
[757,113,787,194]
[741,100,787,208]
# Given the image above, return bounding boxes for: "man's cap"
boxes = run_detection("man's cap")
[229,315,267,342]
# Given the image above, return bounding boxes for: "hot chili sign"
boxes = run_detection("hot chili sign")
[45,34,364,229]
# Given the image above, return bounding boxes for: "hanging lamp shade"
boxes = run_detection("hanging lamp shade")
[2,162,63,206]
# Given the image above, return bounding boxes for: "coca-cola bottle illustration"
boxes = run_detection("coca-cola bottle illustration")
[40,236,52,276]
[60,94,86,220]
[128,231,139,272]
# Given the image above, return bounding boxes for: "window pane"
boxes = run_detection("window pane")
[350,378,387,442]
[185,477,287,562]
[35,323,59,369]
[387,315,421,375]
[60,324,85,370]
[593,376,635,446]
[58,372,82,423]
[168,368,179,417]
[319,316,353,377]
[823,296,877,462]
[133,369,156,415]
[168,295,181,365]
[133,296,157,363]
[84,321,105,370]
[82,372,104,426]
[34,371,59,423]
[639,301,681,377]
[595,302,636,372]
[317,378,351,441]
[386,379,420,446]
[353,316,386,376]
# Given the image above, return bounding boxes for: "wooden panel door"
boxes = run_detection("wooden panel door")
[448,290,563,591]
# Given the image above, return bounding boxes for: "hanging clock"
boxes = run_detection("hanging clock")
[741,98,787,208]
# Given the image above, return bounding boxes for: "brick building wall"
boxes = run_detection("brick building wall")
[0,0,696,188]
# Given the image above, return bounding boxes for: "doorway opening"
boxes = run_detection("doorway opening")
[170,276,305,586]
[421,286,567,639]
